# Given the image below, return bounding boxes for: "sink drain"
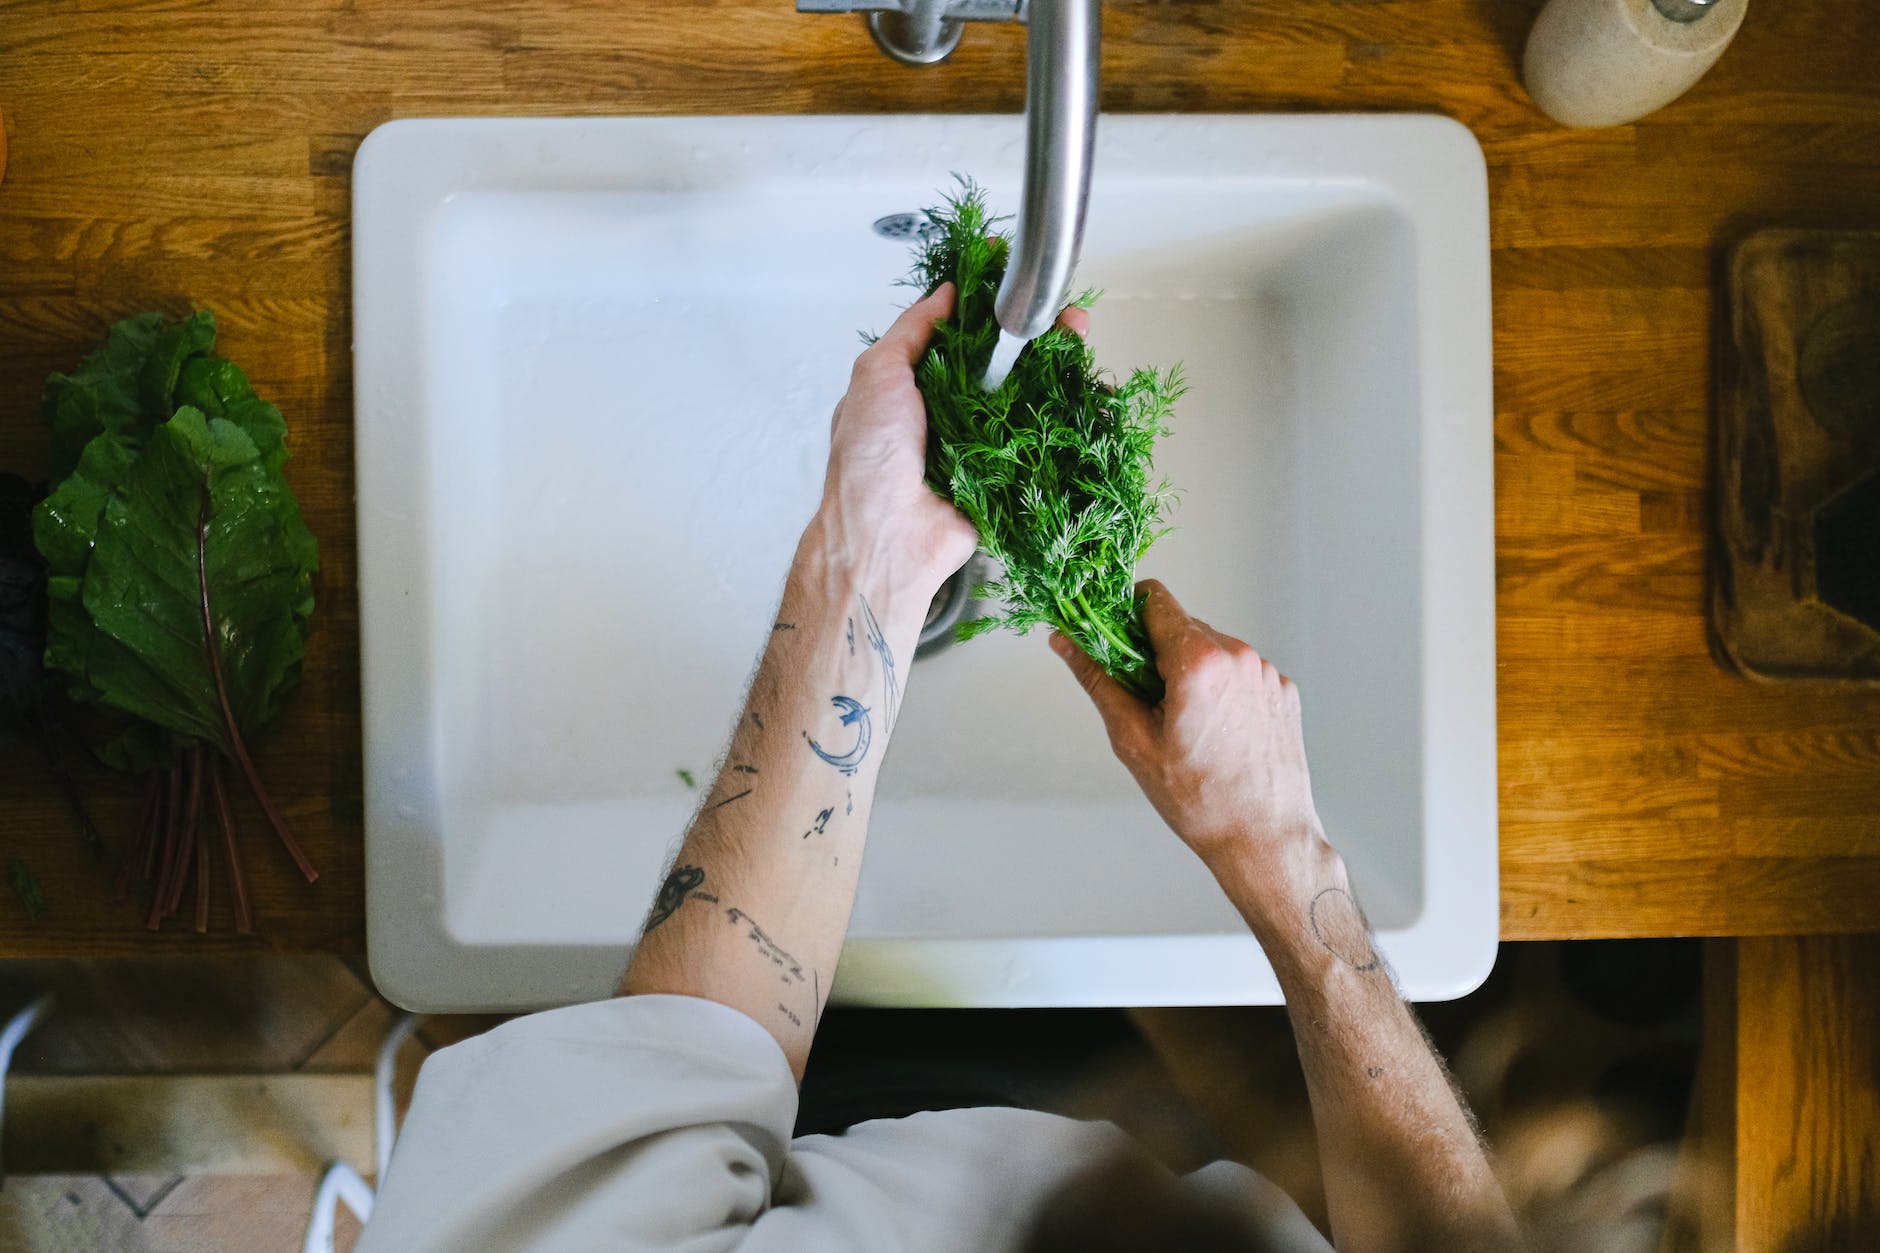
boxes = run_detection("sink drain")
[917,555,994,659]
[873,212,937,243]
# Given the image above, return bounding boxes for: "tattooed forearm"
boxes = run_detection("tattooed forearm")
[796,596,898,778]
[805,695,872,775]
[859,594,899,731]
[1308,886,1381,973]
[725,907,807,984]
[644,865,706,935]
[625,545,921,1074]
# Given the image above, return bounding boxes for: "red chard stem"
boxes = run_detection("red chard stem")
[212,761,253,935]
[196,489,318,885]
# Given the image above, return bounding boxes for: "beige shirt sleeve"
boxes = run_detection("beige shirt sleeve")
[358,995,795,1253]
[358,993,1334,1253]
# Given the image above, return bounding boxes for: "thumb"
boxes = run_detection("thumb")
[872,282,955,369]
[1050,633,1148,742]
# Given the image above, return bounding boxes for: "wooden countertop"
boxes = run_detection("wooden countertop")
[2,0,1877,956]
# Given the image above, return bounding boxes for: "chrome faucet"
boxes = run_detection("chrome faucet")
[797,0,1100,348]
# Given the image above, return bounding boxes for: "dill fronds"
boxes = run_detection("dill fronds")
[896,179,1184,702]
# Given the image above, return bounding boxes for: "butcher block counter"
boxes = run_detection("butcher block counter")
[1,0,1878,957]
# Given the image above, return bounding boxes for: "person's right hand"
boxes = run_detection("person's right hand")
[1049,580,1328,888]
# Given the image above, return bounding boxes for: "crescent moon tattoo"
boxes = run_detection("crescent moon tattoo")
[805,695,872,775]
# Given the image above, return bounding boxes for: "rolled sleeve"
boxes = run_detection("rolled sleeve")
[358,994,799,1253]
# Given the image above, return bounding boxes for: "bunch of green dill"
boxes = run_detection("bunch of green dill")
[896,181,1183,702]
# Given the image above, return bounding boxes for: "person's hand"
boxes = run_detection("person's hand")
[1049,580,1330,892]
[812,283,978,601]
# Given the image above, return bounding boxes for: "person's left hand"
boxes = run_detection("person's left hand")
[812,282,979,600]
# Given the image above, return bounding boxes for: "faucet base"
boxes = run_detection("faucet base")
[867,10,965,65]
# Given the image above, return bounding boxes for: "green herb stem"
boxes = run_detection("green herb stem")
[1074,590,1146,666]
[892,178,1184,704]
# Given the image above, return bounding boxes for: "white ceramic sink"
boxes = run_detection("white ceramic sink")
[354,115,1495,1012]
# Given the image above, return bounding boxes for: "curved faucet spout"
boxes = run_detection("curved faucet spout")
[795,0,1100,355]
[993,0,1100,344]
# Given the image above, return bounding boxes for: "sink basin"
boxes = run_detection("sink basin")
[354,115,1495,1011]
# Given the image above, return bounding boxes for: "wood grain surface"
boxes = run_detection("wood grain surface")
[2,0,1879,954]
[1732,935,1880,1251]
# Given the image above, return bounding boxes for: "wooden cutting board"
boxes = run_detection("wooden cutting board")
[1712,229,1880,685]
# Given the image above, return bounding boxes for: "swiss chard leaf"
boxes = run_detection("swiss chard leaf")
[33,310,317,754]
[56,406,316,749]
[174,352,288,472]
[30,308,321,917]
[44,309,216,483]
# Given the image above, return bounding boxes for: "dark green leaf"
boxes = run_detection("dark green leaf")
[33,311,317,759]
[69,406,316,748]
[174,350,288,472]
[9,859,46,921]
[43,310,216,483]
[138,310,219,419]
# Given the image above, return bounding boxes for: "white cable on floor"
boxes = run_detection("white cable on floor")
[375,1012,423,1182]
[0,992,54,1184]
[302,1010,424,1253]
[304,1161,375,1253]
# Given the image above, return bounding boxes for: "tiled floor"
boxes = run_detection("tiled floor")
[0,957,506,1251]
[0,1174,362,1253]
[0,957,504,1077]
[0,942,1707,1252]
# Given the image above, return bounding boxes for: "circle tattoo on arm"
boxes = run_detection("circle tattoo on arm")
[1307,886,1381,973]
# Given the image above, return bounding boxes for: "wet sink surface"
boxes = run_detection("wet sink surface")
[354,115,1496,1010]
